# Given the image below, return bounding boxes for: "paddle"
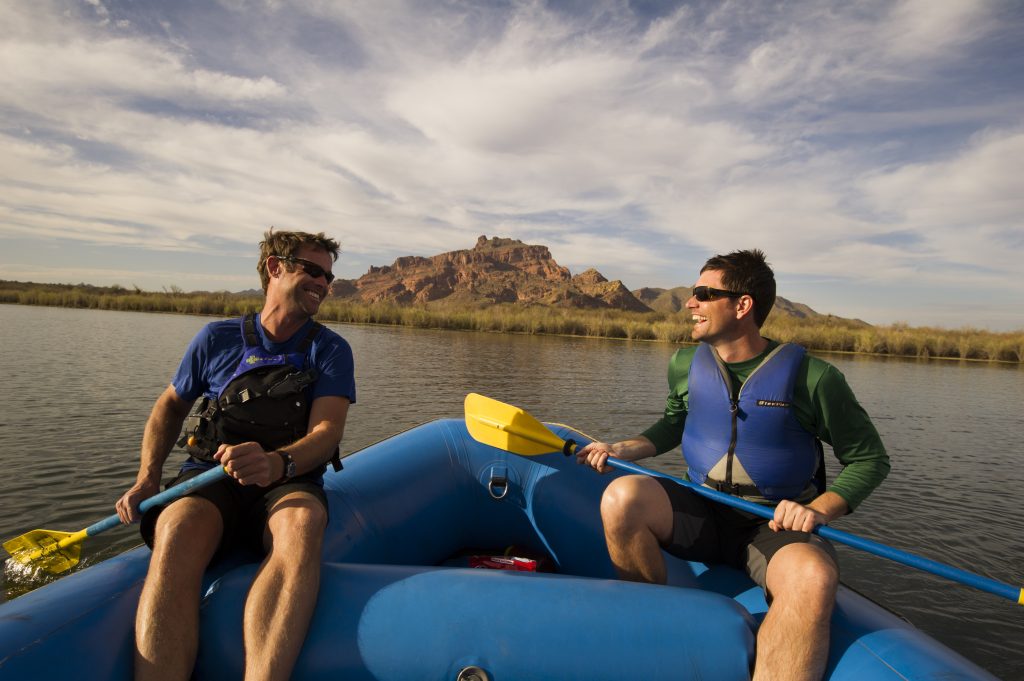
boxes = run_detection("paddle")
[464,393,1024,606]
[3,465,228,575]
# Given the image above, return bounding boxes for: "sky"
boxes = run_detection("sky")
[1,0,1022,331]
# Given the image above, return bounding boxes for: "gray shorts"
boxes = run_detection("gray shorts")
[655,477,838,589]
[141,467,328,557]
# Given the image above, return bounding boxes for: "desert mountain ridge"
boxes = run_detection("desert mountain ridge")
[328,235,857,324]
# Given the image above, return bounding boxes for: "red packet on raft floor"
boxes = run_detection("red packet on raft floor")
[468,555,538,571]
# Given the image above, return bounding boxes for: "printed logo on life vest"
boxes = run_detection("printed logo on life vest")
[245,354,278,365]
[757,399,791,408]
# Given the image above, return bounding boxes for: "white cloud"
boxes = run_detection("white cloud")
[863,127,1024,226]
[0,38,285,109]
[859,126,1024,278]
[389,55,629,153]
[882,0,994,59]
[729,0,997,104]
[0,0,1021,328]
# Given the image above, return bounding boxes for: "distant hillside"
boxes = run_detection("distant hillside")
[632,285,867,326]
[328,236,866,323]
[331,235,651,312]
[633,286,691,314]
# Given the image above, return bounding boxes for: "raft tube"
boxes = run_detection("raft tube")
[0,419,998,680]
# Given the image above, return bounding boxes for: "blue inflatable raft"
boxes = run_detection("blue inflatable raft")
[0,419,999,679]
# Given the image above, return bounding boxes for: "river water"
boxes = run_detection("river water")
[1,304,1021,678]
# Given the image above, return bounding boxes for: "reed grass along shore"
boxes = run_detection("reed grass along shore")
[2,280,1020,364]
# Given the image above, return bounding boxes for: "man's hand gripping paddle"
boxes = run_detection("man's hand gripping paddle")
[3,466,227,575]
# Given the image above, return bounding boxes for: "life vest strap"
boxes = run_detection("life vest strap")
[241,313,324,355]
[296,320,323,353]
[705,477,761,497]
[242,313,261,348]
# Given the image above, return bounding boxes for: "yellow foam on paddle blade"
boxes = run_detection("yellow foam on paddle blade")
[3,529,83,574]
[464,393,566,456]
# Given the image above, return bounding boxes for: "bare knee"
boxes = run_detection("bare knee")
[149,498,222,577]
[601,475,671,539]
[265,494,327,557]
[766,544,839,607]
[796,547,839,597]
[601,476,644,524]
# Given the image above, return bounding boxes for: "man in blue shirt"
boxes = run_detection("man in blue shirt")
[115,229,356,681]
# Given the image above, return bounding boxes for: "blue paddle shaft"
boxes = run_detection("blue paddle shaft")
[84,466,228,537]
[605,458,1022,605]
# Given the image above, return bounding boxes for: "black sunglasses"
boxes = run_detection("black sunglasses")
[692,285,749,302]
[279,256,335,284]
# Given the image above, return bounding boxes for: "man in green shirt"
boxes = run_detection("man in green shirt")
[577,249,888,681]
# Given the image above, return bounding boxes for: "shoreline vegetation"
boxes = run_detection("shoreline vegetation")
[2,280,1021,364]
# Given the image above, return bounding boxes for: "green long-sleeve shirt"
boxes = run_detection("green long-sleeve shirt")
[641,341,889,511]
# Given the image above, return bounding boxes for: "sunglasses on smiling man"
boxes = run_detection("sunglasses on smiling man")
[277,256,336,284]
[691,285,750,302]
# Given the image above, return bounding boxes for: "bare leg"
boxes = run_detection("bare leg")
[136,497,223,681]
[753,542,838,681]
[242,492,327,681]
[600,475,674,584]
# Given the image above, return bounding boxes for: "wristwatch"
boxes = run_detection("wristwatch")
[275,450,296,482]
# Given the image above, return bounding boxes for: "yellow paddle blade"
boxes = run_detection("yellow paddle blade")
[464,393,569,456]
[3,529,85,575]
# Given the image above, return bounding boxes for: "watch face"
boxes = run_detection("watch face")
[279,451,296,480]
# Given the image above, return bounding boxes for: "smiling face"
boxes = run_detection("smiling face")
[272,244,333,318]
[686,269,744,345]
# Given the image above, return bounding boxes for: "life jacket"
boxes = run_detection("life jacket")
[177,314,341,473]
[682,342,819,501]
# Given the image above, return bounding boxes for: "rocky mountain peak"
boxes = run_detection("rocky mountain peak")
[572,268,608,286]
[327,235,850,323]
[331,236,650,311]
[474,235,525,250]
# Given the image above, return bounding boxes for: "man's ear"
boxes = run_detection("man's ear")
[734,294,756,321]
[267,255,283,278]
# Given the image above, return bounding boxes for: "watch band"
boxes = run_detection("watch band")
[275,450,296,482]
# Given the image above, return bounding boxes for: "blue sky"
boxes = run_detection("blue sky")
[2,0,1022,330]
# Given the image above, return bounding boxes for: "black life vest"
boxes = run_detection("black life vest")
[177,314,341,473]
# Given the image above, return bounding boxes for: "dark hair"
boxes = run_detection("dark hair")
[257,228,341,292]
[700,249,776,327]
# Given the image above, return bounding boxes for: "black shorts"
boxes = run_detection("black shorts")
[141,467,329,556]
[655,477,838,589]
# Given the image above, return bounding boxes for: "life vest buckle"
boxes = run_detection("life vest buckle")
[709,478,760,497]
[715,480,740,495]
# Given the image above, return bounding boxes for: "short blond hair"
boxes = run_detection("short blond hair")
[257,228,340,292]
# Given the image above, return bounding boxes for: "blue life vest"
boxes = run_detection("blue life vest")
[682,343,819,501]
